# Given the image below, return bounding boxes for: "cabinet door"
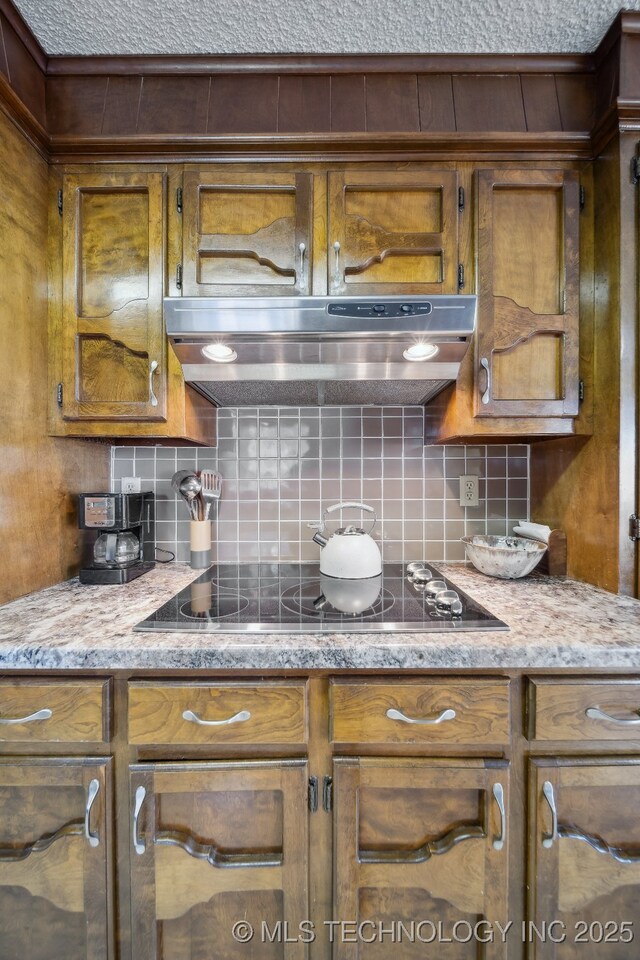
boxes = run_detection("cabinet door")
[334,758,509,959]
[0,758,111,960]
[327,170,459,295]
[130,760,309,959]
[182,171,313,296]
[529,759,640,960]
[475,169,580,417]
[61,172,166,421]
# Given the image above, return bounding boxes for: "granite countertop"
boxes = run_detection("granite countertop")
[0,562,639,671]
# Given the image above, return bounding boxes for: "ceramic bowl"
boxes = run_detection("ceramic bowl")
[461,535,547,579]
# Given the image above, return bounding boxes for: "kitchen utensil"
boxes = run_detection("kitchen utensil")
[93,530,140,567]
[462,535,546,579]
[178,474,203,521]
[200,470,222,520]
[309,502,382,579]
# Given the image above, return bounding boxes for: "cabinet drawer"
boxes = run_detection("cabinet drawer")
[330,679,510,745]
[0,680,110,742]
[529,678,640,740]
[128,681,307,745]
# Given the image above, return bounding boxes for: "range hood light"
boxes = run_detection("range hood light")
[403,342,440,362]
[201,343,237,363]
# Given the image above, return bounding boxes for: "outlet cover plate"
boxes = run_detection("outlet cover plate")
[121,477,141,494]
[459,475,479,508]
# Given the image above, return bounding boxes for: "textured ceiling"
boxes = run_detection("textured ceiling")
[12,0,640,55]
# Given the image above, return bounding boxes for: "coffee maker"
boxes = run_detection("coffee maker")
[78,492,155,585]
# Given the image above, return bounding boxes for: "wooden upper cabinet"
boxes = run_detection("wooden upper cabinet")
[61,172,166,421]
[0,758,112,960]
[475,169,580,418]
[328,170,459,295]
[334,758,509,959]
[529,759,640,959]
[181,170,314,296]
[130,760,309,959]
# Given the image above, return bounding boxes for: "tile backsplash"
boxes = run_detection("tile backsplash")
[112,406,529,564]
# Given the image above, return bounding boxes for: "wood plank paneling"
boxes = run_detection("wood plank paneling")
[0,10,45,125]
[101,76,143,135]
[418,74,456,130]
[278,75,330,132]
[0,16,10,79]
[452,75,527,131]
[208,74,279,133]
[521,75,562,131]
[0,109,109,604]
[555,74,595,131]
[330,74,366,131]
[137,76,210,135]
[46,76,108,135]
[365,74,420,131]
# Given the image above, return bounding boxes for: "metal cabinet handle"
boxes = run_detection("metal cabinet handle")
[386,707,456,725]
[542,780,557,849]
[133,785,146,855]
[0,708,52,725]
[182,709,251,727]
[85,778,100,848]
[492,782,506,851]
[298,242,306,286]
[149,360,158,407]
[480,357,491,405]
[333,240,341,284]
[585,706,640,725]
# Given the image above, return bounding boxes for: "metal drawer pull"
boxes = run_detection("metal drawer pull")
[0,708,52,725]
[542,780,557,848]
[492,783,506,851]
[149,359,159,407]
[182,709,251,727]
[298,242,306,285]
[85,779,100,848]
[585,706,640,725]
[480,357,491,404]
[333,240,341,283]
[133,785,146,855]
[386,707,456,725]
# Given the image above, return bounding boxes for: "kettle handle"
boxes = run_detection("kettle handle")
[323,502,377,535]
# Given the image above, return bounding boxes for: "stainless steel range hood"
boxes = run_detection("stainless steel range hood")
[165,295,476,407]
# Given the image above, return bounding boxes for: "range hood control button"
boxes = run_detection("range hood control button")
[373,304,386,313]
[401,304,412,313]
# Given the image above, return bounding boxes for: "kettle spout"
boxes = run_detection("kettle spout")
[312,532,328,547]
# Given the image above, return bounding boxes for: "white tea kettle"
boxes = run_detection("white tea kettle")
[309,502,382,579]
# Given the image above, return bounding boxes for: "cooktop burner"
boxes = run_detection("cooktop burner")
[280,581,396,621]
[135,562,509,634]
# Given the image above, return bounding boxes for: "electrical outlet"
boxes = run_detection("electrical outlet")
[121,477,141,494]
[459,475,479,508]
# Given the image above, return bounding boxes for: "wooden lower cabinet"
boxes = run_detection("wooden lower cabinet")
[529,759,640,959]
[129,760,309,959]
[0,757,112,960]
[333,758,510,959]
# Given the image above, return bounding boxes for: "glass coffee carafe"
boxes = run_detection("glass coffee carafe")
[93,531,140,567]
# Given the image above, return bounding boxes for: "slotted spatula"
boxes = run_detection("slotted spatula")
[199,470,222,520]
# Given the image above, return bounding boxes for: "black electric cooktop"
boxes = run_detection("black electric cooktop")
[135,562,509,634]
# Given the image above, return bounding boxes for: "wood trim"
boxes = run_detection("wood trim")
[45,52,593,77]
[0,71,48,155]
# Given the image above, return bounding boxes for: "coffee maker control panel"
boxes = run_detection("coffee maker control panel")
[84,496,116,528]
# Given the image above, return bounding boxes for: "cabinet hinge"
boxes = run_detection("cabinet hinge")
[308,776,318,812]
[579,185,586,210]
[630,515,640,542]
[578,379,585,403]
[176,264,183,290]
[56,382,63,407]
[458,186,465,212]
[57,189,63,216]
[322,776,333,813]
[631,156,640,185]
[176,187,183,213]
[457,264,465,289]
